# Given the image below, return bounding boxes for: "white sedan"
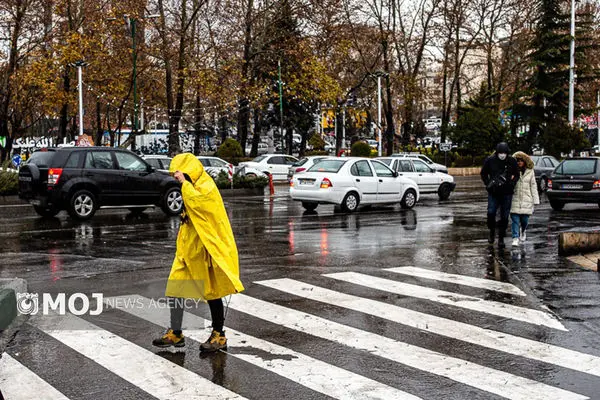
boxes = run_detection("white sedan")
[196,156,266,178]
[239,154,299,181]
[287,155,330,181]
[290,157,419,212]
[378,157,456,200]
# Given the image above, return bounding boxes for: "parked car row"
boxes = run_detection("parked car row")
[28,146,586,220]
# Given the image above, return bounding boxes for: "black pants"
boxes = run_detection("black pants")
[487,193,512,235]
[170,298,225,333]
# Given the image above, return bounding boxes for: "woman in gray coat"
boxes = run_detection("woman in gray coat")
[510,152,540,246]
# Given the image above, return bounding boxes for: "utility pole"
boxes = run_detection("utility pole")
[77,64,84,137]
[568,0,576,125]
[278,59,284,154]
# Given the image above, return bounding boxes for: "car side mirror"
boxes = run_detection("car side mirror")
[147,165,154,173]
[392,171,398,178]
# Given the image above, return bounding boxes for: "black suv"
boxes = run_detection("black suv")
[18,147,183,220]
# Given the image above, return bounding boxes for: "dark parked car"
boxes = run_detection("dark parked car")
[18,147,183,220]
[530,155,560,191]
[546,157,600,210]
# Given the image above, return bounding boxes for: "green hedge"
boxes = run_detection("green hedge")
[351,141,372,157]
[306,150,329,156]
[215,138,243,164]
[212,170,269,190]
[0,162,18,196]
[396,146,490,167]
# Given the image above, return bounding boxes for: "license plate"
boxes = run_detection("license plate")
[561,184,583,190]
[298,179,314,185]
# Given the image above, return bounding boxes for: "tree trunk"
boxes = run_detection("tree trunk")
[95,101,103,146]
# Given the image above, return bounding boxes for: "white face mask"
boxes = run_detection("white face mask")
[498,153,507,160]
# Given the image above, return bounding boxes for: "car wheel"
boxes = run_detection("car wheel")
[302,202,318,211]
[33,205,60,218]
[549,200,564,211]
[341,192,359,213]
[539,177,548,192]
[401,189,417,209]
[437,183,452,200]
[68,190,97,220]
[161,187,183,216]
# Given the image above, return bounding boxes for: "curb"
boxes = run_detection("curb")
[0,278,28,355]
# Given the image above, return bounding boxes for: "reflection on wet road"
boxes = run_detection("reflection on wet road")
[2,177,600,399]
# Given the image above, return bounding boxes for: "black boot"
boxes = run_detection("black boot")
[498,220,507,247]
[487,214,496,244]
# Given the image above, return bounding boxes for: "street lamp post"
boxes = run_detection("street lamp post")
[278,59,285,154]
[70,61,88,138]
[568,0,575,125]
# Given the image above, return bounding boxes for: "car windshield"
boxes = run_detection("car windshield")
[308,159,346,173]
[378,159,392,165]
[556,159,597,175]
[27,150,56,167]
[294,158,308,166]
[251,156,267,163]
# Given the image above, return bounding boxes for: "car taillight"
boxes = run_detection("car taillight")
[296,167,306,173]
[594,180,600,190]
[320,178,332,189]
[290,180,294,187]
[48,168,63,186]
[547,179,552,190]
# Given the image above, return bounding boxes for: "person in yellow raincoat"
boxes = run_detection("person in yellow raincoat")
[152,153,244,352]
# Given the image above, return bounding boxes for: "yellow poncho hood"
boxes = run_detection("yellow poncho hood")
[166,153,244,300]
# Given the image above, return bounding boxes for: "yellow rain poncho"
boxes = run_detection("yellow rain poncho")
[166,153,244,300]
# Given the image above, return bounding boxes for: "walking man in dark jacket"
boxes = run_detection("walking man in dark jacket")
[481,142,520,246]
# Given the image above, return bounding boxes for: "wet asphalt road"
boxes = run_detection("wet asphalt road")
[2,176,600,399]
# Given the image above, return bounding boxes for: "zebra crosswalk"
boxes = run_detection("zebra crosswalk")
[1,266,597,400]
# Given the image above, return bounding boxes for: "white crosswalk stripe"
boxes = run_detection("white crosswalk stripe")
[0,353,70,400]
[325,271,567,330]
[2,268,594,400]
[227,294,586,400]
[29,312,246,400]
[255,278,600,377]
[109,294,420,400]
[385,266,527,296]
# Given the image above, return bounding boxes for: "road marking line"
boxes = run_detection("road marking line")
[256,278,600,377]
[0,353,70,400]
[29,313,245,400]
[385,266,527,296]
[324,272,566,331]
[107,295,419,400]
[228,294,586,400]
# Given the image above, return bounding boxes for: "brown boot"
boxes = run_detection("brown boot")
[200,330,227,353]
